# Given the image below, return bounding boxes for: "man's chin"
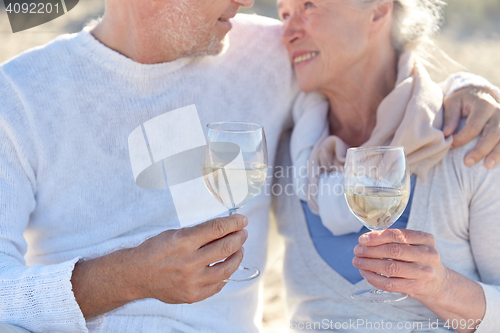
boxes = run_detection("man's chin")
[184,35,228,58]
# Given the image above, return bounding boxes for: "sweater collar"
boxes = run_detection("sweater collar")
[74,26,194,78]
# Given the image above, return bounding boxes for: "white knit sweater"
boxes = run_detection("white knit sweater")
[0,12,495,333]
[0,14,297,333]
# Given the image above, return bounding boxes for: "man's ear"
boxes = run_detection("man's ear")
[370,0,393,34]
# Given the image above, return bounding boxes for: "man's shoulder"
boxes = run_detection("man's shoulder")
[225,14,288,65]
[232,13,282,28]
[1,31,81,79]
[230,13,283,42]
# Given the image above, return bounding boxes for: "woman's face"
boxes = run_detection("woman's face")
[278,0,374,93]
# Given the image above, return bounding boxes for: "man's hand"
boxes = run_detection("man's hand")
[443,86,500,168]
[129,214,248,304]
[71,214,248,319]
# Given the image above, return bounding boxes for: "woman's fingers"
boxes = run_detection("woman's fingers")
[353,256,435,280]
[358,269,416,295]
[359,229,437,247]
[354,229,450,301]
[353,242,438,263]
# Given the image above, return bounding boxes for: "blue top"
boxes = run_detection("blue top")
[302,175,417,284]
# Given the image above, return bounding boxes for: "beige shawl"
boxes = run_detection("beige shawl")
[301,51,453,216]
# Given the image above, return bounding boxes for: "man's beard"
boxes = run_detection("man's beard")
[157,2,227,58]
[182,32,225,58]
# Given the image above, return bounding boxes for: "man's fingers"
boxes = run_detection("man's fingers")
[484,143,500,169]
[198,229,248,265]
[180,248,244,303]
[452,91,498,149]
[359,229,436,247]
[473,106,500,168]
[452,108,489,149]
[179,214,248,248]
[204,247,245,284]
[443,94,462,137]
[463,119,500,166]
[202,281,227,302]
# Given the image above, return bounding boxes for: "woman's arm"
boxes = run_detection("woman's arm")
[352,229,486,333]
[352,143,500,333]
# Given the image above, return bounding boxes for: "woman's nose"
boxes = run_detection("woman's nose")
[281,17,304,45]
[234,0,254,8]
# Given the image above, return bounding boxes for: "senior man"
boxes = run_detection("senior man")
[1,0,500,332]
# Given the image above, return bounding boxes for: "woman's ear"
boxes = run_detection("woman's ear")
[370,0,393,34]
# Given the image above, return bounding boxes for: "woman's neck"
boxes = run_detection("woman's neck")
[320,46,398,147]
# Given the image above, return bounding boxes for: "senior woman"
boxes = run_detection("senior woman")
[272,0,500,332]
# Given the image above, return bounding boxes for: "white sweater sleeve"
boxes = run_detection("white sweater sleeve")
[457,141,500,332]
[0,70,93,333]
[439,71,500,100]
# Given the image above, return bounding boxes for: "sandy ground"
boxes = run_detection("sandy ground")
[1,2,500,333]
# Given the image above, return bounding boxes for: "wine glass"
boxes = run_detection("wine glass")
[343,146,410,302]
[202,122,268,282]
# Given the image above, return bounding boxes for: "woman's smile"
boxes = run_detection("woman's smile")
[292,51,319,65]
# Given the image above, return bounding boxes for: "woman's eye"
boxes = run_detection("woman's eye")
[304,1,315,9]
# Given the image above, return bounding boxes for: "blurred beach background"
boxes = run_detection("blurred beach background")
[1,1,499,332]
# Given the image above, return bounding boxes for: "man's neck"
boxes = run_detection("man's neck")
[90,15,181,64]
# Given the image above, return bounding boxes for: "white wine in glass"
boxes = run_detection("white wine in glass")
[344,186,409,231]
[202,162,268,213]
[202,122,268,282]
[344,146,410,302]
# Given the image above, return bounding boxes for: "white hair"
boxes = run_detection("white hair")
[354,0,446,54]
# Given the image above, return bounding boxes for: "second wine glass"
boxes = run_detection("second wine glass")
[343,146,410,302]
[202,121,268,282]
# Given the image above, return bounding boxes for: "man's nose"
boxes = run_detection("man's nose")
[233,0,254,8]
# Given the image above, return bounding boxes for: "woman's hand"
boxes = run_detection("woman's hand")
[443,86,500,169]
[353,229,486,333]
[352,229,449,302]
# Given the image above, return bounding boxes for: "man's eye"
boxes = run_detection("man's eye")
[304,1,315,9]
[281,12,290,20]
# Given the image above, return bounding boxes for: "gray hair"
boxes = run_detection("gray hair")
[355,0,446,53]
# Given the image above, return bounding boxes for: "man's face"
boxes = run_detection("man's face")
[152,0,248,58]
